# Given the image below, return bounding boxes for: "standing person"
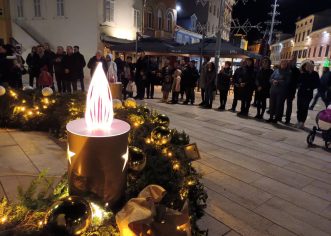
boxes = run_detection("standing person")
[182,60,199,105]
[105,54,118,83]
[238,58,256,116]
[73,46,86,91]
[62,46,77,93]
[198,57,210,106]
[179,59,187,101]
[43,43,55,76]
[87,50,108,77]
[230,60,246,112]
[0,44,14,86]
[309,66,330,109]
[217,61,233,111]
[268,60,291,123]
[255,57,273,119]
[170,69,182,104]
[135,52,148,100]
[35,45,52,80]
[285,57,300,124]
[147,57,158,99]
[26,47,38,88]
[160,60,173,103]
[8,58,25,89]
[296,60,320,129]
[114,54,124,82]
[54,46,66,93]
[204,62,217,109]
[122,56,134,99]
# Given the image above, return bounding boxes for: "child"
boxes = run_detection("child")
[38,66,53,89]
[170,69,182,104]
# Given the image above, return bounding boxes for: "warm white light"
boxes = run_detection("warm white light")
[91,202,104,220]
[122,148,128,171]
[67,145,75,165]
[85,63,114,131]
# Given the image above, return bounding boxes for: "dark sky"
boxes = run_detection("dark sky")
[232,0,331,42]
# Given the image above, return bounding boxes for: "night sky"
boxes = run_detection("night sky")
[233,0,331,42]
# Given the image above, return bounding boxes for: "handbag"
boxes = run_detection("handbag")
[126,81,136,93]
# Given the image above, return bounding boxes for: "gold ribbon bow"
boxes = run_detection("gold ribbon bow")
[116,185,191,236]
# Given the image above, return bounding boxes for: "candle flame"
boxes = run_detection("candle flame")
[85,63,113,131]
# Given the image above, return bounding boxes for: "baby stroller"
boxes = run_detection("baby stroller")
[307,107,331,149]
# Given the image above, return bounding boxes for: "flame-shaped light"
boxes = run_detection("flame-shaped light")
[85,63,113,131]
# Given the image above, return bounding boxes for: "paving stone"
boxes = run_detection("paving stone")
[303,180,331,201]
[197,213,231,235]
[0,132,17,147]
[224,230,242,236]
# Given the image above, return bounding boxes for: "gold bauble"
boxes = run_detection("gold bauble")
[128,146,147,172]
[123,98,137,108]
[42,87,53,97]
[129,114,145,127]
[151,126,171,145]
[154,114,170,127]
[45,196,92,235]
[0,86,6,96]
[113,99,123,109]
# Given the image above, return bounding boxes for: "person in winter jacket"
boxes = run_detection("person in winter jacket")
[238,58,256,116]
[54,46,66,93]
[296,60,320,128]
[217,61,233,110]
[230,60,247,112]
[268,60,291,123]
[106,54,118,83]
[182,60,200,105]
[73,46,86,91]
[161,60,173,103]
[198,57,210,106]
[26,46,38,87]
[284,57,300,124]
[87,50,108,77]
[255,57,273,119]
[62,46,77,93]
[204,62,217,109]
[170,69,182,104]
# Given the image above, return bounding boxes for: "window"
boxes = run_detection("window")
[147,11,153,28]
[33,0,41,17]
[308,48,311,57]
[302,31,305,41]
[56,0,64,17]
[213,5,216,15]
[17,0,23,17]
[310,19,312,23]
[305,21,307,25]
[217,8,219,18]
[318,46,323,57]
[157,9,162,30]
[303,49,307,58]
[307,30,310,35]
[293,51,298,59]
[298,50,302,58]
[209,4,212,13]
[313,47,317,57]
[104,0,114,22]
[326,45,330,57]
[298,33,301,42]
[212,25,214,34]
[134,9,141,30]
[166,12,172,32]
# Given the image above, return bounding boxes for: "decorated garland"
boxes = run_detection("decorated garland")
[0,86,207,236]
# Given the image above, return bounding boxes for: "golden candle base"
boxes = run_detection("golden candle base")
[110,83,123,100]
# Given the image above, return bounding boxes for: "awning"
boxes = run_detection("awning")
[100,34,133,45]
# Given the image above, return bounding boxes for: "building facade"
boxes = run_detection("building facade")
[206,0,235,41]
[0,0,11,44]
[270,37,294,66]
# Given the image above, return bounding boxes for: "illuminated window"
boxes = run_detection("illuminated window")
[318,46,323,57]
[56,0,64,17]
[17,0,23,17]
[166,12,172,32]
[147,11,153,28]
[157,9,162,30]
[326,45,330,57]
[104,0,114,22]
[134,9,141,30]
[33,0,41,17]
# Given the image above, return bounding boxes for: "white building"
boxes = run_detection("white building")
[9,0,144,59]
[206,0,235,41]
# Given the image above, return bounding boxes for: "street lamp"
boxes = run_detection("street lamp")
[176,5,181,12]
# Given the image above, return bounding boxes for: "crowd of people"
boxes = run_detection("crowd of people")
[1,42,331,129]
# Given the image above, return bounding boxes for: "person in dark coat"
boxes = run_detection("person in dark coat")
[204,62,216,109]
[198,57,210,106]
[73,46,86,91]
[43,43,55,76]
[309,66,330,109]
[284,57,300,124]
[62,46,77,93]
[238,58,256,116]
[296,60,320,129]
[87,50,108,77]
[182,60,199,105]
[135,52,149,100]
[255,57,273,119]
[147,57,158,99]
[35,45,53,80]
[0,44,14,86]
[217,61,233,110]
[230,60,246,112]
[26,46,38,87]
[268,60,291,123]
[54,46,66,93]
